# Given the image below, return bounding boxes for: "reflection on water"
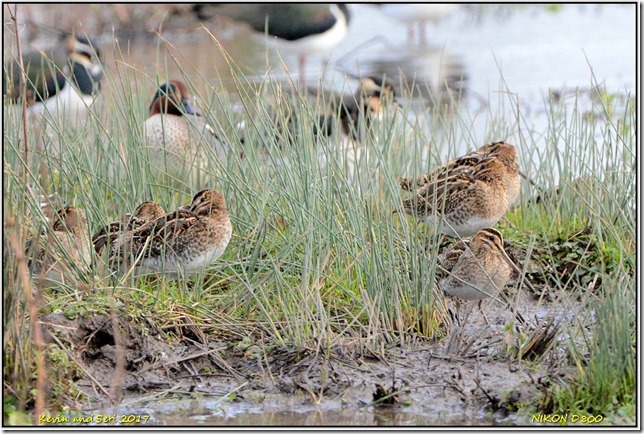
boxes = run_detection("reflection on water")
[171,407,471,426]
[108,396,520,427]
[66,3,633,153]
[91,4,469,105]
[93,3,633,162]
[6,4,634,116]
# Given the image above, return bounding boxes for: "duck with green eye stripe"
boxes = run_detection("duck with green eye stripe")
[143,80,229,181]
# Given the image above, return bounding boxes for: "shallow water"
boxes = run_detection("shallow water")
[110,4,635,97]
[96,370,536,427]
[104,396,512,427]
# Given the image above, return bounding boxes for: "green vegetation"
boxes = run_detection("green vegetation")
[3,32,635,425]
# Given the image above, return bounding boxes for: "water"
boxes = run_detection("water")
[102,4,634,177]
[99,393,520,427]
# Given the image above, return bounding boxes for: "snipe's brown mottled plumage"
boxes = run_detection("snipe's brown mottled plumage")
[109,189,232,278]
[92,200,166,255]
[27,206,92,286]
[397,141,520,237]
[439,227,532,327]
[439,228,514,300]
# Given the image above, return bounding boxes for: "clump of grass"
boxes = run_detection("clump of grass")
[538,268,635,423]
[505,80,634,421]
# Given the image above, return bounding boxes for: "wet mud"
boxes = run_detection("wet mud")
[34,228,614,426]
[39,281,574,426]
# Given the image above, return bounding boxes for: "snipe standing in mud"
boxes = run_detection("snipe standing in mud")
[107,189,232,279]
[26,206,92,288]
[440,228,513,301]
[439,227,532,326]
[397,141,520,237]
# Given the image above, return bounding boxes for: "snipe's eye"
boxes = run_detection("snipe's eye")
[485,232,500,243]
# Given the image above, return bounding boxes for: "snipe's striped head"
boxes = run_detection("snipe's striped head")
[133,200,166,221]
[188,189,228,216]
[51,206,88,233]
[478,141,519,175]
[469,227,506,257]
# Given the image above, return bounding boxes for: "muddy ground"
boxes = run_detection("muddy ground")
[39,286,573,426]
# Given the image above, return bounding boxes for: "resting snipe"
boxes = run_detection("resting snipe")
[108,189,232,279]
[27,206,92,287]
[93,200,166,255]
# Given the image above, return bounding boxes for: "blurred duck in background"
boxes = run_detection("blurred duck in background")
[4,31,103,122]
[309,75,404,194]
[246,75,399,148]
[379,4,459,45]
[192,3,351,84]
[311,75,399,142]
